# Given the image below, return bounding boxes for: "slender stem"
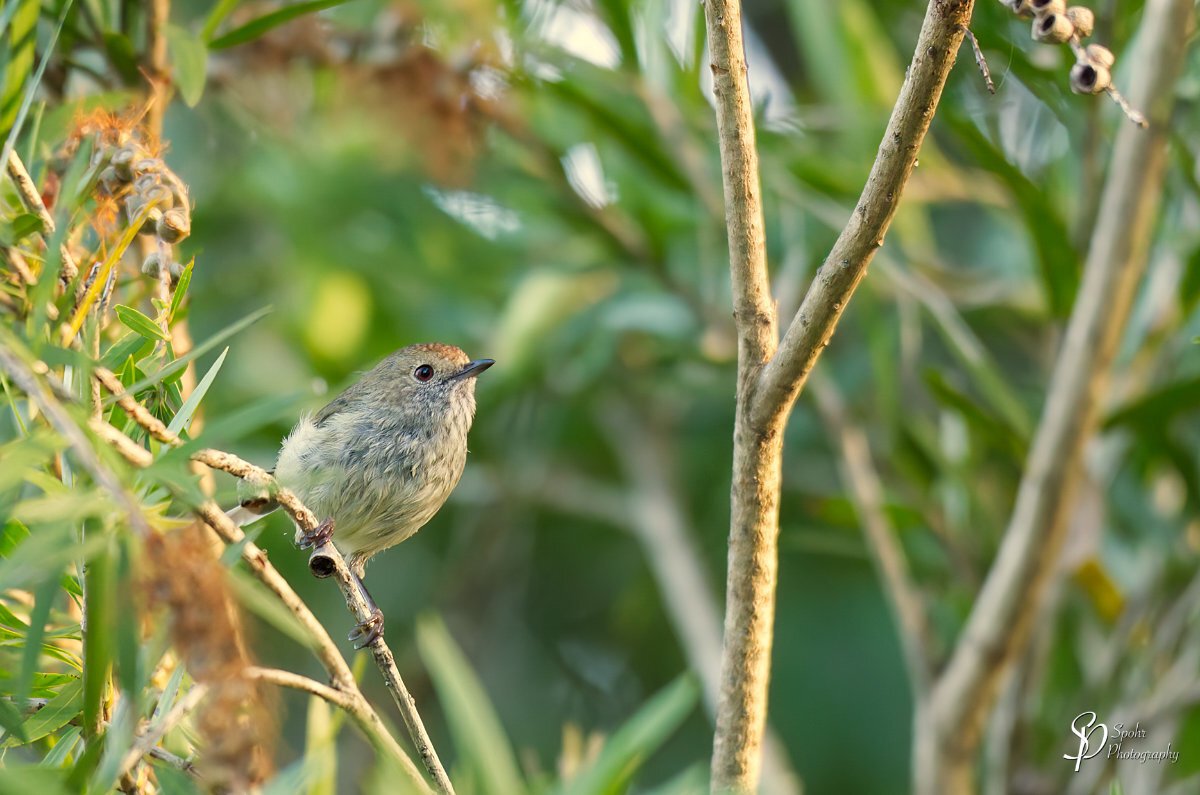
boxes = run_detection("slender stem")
[924,1,1194,791]
[117,683,209,781]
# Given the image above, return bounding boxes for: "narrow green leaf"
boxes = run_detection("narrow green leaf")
[943,114,1079,316]
[0,0,39,130]
[305,696,337,795]
[114,537,141,706]
[169,259,194,321]
[165,347,227,437]
[39,725,82,767]
[202,0,244,41]
[166,26,207,107]
[153,765,204,795]
[416,614,525,795]
[0,699,27,744]
[558,675,699,795]
[13,678,82,746]
[0,0,74,196]
[114,304,169,342]
[15,576,58,710]
[101,333,156,370]
[0,766,69,794]
[101,32,141,83]
[209,0,360,49]
[82,539,114,741]
[109,306,271,402]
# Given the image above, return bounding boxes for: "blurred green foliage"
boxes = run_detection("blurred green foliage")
[2,0,1200,792]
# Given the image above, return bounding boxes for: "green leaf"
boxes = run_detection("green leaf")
[40,725,82,767]
[416,614,526,795]
[109,306,271,402]
[169,259,194,322]
[15,576,58,711]
[943,114,1079,316]
[557,675,699,795]
[209,0,361,50]
[82,539,114,744]
[202,0,244,41]
[0,0,39,130]
[114,304,169,342]
[0,524,104,593]
[0,766,69,794]
[101,32,141,84]
[7,212,45,242]
[166,26,207,107]
[153,765,203,795]
[1104,375,1200,431]
[165,347,227,437]
[305,696,338,795]
[0,699,27,744]
[1177,245,1200,315]
[13,677,82,746]
[101,333,156,370]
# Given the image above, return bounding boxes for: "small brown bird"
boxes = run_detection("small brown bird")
[236,343,493,645]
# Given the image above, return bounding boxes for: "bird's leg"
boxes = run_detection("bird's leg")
[348,571,385,649]
[297,517,335,550]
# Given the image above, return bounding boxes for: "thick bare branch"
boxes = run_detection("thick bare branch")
[926,1,1195,791]
[702,0,783,787]
[752,1,974,428]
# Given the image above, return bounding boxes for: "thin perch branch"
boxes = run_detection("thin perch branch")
[91,367,435,792]
[925,1,1195,791]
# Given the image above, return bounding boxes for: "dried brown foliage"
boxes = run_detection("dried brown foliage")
[143,525,275,790]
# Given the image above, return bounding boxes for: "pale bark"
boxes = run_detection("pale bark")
[704,1,974,789]
[922,1,1196,791]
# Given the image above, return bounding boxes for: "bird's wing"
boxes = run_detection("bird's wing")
[312,381,362,427]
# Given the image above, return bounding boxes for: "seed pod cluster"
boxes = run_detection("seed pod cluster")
[999,0,1145,125]
[97,138,193,284]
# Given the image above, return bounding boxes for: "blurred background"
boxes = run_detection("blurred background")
[5,0,1200,792]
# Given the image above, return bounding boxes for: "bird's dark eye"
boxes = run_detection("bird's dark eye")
[413,364,435,382]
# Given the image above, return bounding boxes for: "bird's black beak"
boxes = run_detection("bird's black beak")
[448,358,495,381]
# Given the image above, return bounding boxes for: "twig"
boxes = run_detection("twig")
[925,1,1194,791]
[245,666,357,711]
[305,541,455,795]
[5,150,81,281]
[960,26,995,94]
[117,683,209,781]
[812,376,933,696]
[751,1,974,429]
[148,746,198,776]
[93,367,452,794]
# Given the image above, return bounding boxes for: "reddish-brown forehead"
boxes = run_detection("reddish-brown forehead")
[407,342,469,364]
